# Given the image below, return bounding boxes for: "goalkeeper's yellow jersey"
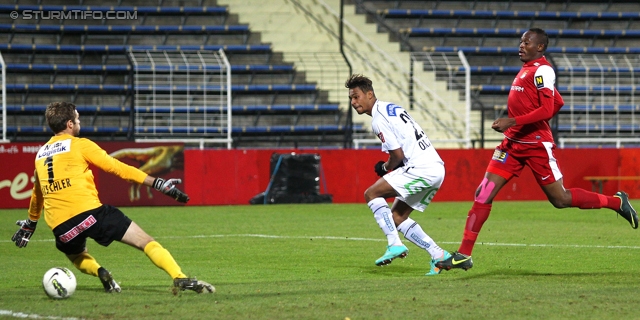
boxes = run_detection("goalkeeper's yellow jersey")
[28,134,148,229]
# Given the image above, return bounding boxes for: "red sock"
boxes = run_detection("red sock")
[458,201,492,256]
[569,188,621,210]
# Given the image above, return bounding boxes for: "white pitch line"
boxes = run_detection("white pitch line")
[3,233,640,250]
[0,310,82,320]
[156,233,640,250]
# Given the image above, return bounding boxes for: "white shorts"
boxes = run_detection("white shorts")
[382,164,445,212]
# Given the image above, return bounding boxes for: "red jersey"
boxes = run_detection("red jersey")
[504,56,564,143]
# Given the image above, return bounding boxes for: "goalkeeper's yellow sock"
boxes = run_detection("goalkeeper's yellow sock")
[144,241,188,279]
[72,253,101,277]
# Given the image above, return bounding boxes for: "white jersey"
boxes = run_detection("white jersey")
[371,100,443,168]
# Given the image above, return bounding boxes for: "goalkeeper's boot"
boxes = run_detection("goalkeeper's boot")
[98,267,121,293]
[173,278,215,294]
[375,244,408,266]
[614,191,638,229]
[435,251,473,271]
[426,250,452,276]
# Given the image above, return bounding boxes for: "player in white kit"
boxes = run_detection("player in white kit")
[345,74,450,275]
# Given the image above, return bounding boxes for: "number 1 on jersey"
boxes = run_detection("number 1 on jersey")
[44,156,54,183]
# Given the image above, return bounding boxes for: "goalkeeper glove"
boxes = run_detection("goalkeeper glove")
[374,161,388,177]
[11,219,37,248]
[152,178,190,203]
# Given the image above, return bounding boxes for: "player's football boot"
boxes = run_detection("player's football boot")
[98,267,121,293]
[426,250,452,276]
[614,191,638,229]
[435,251,473,271]
[375,244,409,266]
[173,278,215,294]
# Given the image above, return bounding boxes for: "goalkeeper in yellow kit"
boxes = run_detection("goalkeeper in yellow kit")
[11,101,214,294]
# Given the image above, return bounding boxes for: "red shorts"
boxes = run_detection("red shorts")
[487,139,563,186]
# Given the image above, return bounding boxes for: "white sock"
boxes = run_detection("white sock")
[397,218,443,259]
[367,198,402,246]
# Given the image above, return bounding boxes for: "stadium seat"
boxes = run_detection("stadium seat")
[377,9,640,21]
[0,24,251,35]
[0,5,228,16]
[0,44,272,54]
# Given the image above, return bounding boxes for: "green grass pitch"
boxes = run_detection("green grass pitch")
[1,201,639,319]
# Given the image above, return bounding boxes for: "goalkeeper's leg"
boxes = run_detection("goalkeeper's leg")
[121,222,214,293]
[70,252,121,293]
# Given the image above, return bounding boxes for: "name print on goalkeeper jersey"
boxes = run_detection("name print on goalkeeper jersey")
[36,139,73,195]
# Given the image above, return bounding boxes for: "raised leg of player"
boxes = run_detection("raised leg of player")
[368,198,402,246]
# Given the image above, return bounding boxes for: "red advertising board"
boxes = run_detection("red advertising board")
[0,142,184,209]
[0,143,45,208]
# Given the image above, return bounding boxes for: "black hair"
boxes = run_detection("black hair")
[528,28,549,51]
[345,74,374,93]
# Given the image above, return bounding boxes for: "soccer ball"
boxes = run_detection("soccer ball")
[42,267,76,299]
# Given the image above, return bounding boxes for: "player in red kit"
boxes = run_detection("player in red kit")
[437,28,638,271]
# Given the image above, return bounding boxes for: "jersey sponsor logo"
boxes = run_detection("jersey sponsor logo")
[36,139,71,160]
[386,103,402,116]
[377,132,385,143]
[535,75,544,89]
[58,215,97,243]
[511,85,524,92]
[492,149,508,163]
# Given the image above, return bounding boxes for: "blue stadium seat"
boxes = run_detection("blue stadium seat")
[421,46,640,54]
[471,85,638,93]
[0,43,272,54]
[4,63,293,74]
[0,24,250,35]
[6,83,129,93]
[8,104,340,116]
[136,104,338,113]
[6,83,317,94]
[7,124,362,135]
[0,5,228,15]
[6,104,128,114]
[400,27,640,38]
[378,9,640,21]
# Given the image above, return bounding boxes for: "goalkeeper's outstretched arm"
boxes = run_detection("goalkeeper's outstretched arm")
[143,175,190,203]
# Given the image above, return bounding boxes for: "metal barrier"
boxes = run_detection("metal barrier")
[128,49,232,149]
[554,53,639,147]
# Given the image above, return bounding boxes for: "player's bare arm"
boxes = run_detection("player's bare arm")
[385,148,405,170]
